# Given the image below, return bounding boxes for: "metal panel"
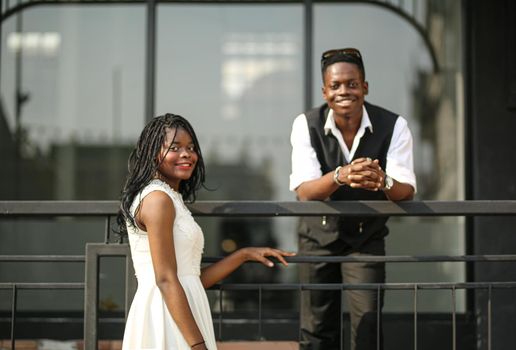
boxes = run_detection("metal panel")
[84,243,135,350]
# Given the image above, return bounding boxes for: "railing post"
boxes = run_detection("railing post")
[84,243,134,350]
[10,284,17,350]
[488,285,492,350]
[340,284,344,350]
[125,250,137,320]
[377,285,381,350]
[413,284,418,350]
[452,286,456,350]
[258,286,263,340]
[84,244,100,350]
[218,286,224,341]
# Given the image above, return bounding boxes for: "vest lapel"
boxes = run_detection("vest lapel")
[323,107,347,168]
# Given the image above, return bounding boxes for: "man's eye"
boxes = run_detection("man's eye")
[349,82,358,88]
[331,84,340,90]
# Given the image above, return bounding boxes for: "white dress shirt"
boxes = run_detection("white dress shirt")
[289,105,417,192]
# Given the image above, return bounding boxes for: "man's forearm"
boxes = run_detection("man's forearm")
[295,171,340,201]
[383,180,414,201]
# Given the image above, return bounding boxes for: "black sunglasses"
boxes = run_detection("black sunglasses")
[321,47,363,66]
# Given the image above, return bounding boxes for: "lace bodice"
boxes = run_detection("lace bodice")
[126,179,204,280]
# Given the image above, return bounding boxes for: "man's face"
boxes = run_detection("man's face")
[322,62,368,120]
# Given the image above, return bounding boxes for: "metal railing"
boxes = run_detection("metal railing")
[2,200,516,350]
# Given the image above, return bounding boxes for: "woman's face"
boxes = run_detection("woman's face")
[157,127,198,190]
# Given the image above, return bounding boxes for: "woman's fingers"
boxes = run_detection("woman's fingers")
[249,248,296,267]
[262,248,295,267]
[267,249,290,267]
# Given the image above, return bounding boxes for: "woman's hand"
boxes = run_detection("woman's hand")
[200,247,296,288]
[238,247,296,267]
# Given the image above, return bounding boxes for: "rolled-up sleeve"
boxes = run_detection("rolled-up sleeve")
[386,116,417,192]
[289,114,323,191]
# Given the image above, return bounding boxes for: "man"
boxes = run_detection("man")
[290,48,416,350]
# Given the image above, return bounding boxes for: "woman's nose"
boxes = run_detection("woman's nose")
[180,148,191,157]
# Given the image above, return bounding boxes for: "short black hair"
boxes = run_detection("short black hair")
[321,48,366,81]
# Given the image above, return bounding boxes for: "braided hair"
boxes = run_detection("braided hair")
[117,113,205,235]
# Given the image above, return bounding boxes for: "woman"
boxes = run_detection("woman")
[118,113,294,350]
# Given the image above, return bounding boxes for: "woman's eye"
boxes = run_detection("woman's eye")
[188,146,196,152]
[170,146,179,151]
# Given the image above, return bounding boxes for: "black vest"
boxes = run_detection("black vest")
[298,101,398,250]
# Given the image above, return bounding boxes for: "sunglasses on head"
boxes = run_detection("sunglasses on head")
[321,47,363,66]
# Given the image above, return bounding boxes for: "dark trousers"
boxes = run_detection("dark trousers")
[299,236,385,350]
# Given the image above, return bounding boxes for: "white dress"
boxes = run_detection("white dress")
[122,179,217,350]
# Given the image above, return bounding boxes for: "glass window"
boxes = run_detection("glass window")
[1,7,145,200]
[156,4,303,201]
[0,7,146,312]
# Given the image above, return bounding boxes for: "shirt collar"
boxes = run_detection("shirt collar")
[324,105,373,135]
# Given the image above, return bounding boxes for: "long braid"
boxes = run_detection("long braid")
[116,114,205,237]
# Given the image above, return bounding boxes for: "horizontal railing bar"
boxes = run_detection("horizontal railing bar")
[211,281,516,291]
[204,255,516,263]
[1,200,516,217]
[287,255,516,263]
[210,319,296,324]
[0,255,85,262]
[0,314,468,322]
[0,316,85,321]
[190,200,516,217]
[2,281,514,291]
[3,254,516,264]
[0,255,516,263]
[0,201,117,216]
[0,283,84,289]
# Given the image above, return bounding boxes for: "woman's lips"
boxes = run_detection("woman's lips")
[175,163,193,169]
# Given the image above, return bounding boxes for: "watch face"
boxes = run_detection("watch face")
[385,175,393,190]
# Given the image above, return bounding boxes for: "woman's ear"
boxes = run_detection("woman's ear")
[155,148,165,172]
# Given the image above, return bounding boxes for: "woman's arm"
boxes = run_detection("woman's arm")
[139,191,207,349]
[200,247,295,289]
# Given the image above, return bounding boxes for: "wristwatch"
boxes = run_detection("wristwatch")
[333,166,346,186]
[383,174,393,191]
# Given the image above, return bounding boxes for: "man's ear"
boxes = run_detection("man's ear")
[363,81,369,95]
[322,85,328,102]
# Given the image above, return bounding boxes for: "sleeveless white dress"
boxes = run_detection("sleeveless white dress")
[122,179,217,350]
